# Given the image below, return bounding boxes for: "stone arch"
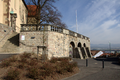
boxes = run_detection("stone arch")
[83,43,91,57]
[70,42,75,48]
[69,41,75,58]
[83,43,86,47]
[78,42,82,48]
[78,42,86,59]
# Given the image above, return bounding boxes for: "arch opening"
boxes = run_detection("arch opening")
[83,43,86,47]
[78,42,82,48]
[69,42,75,58]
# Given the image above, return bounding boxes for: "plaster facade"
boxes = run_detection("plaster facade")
[0,0,3,23]
[0,0,28,33]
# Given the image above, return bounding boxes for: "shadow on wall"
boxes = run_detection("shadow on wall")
[86,47,91,57]
[81,48,86,58]
[8,34,19,46]
[74,48,80,58]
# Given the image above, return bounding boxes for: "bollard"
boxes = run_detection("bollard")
[86,59,88,67]
[102,60,104,68]
[37,46,39,61]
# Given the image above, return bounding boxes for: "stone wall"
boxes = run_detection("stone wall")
[0,23,12,48]
[20,31,48,54]
[27,17,37,24]
[47,32,91,59]
[20,24,91,59]
[47,32,69,58]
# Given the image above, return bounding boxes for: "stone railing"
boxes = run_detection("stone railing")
[21,24,90,40]
[50,26,63,33]
[69,30,75,36]
[21,24,46,31]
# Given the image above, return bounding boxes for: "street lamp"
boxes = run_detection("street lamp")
[10,9,17,31]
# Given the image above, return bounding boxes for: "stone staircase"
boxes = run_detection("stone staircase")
[0,32,20,53]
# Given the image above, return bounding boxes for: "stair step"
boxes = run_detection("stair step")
[0,32,20,53]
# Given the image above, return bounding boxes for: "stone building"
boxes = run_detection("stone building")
[0,0,28,33]
[0,0,28,53]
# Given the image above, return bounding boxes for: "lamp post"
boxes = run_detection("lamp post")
[10,10,17,32]
[10,13,17,31]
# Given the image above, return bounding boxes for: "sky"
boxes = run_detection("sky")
[53,0,120,44]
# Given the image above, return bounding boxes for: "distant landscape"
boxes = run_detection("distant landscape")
[91,44,120,50]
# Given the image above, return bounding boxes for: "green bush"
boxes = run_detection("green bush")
[5,68,20,80]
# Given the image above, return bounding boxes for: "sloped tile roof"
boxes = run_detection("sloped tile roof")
[27,5,37,17]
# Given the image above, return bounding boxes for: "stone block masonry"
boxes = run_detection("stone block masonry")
[0,23,12,48]
[0,23,20,53]
[20,24,92,59]
[20,31,48,54]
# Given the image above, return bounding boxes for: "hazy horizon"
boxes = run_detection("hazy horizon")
[91,43,120,50]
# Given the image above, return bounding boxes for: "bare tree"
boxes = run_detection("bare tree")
[26,0,67,28]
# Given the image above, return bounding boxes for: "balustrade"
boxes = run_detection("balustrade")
[21,24,89,40]
[21,24,46,31]
[77,33,81,38]
[69,30,75,36]
[83,36,85,39]
[51,26,63,33]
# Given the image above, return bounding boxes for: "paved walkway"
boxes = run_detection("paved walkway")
[62,58,120,80]
[0,54,17,61]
